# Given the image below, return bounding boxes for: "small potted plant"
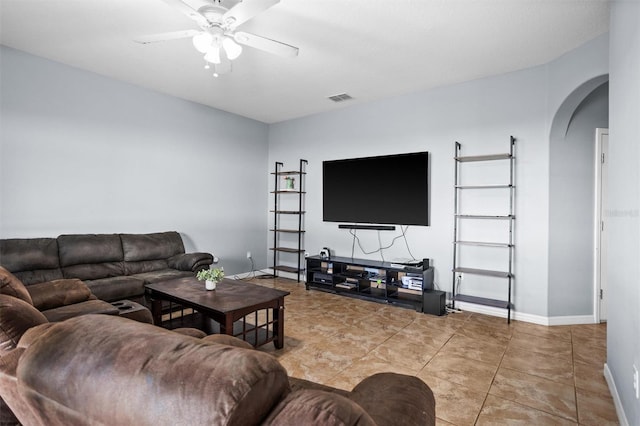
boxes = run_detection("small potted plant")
[283,176,295,190]
[196,267,225,291]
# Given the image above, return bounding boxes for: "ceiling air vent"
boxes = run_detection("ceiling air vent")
[327,93,353,103]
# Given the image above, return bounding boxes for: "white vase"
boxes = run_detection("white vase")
[205,280,217,291]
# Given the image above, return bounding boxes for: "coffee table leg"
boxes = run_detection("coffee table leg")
[274,303,285,349]
[150,298,162,326]
[222,315,234,338]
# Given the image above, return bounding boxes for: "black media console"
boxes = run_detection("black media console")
[305,255,436,313]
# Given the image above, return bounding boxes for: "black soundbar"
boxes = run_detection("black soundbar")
[338,224,397,231]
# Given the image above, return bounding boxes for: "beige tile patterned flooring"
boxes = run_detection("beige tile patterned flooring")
[250,277,618,426]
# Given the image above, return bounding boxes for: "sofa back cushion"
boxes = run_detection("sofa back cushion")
[0,238,63,284]
[58,234,124,280]
[121,232,185,262]
[122,232,187,275]
[17,315,291,425]
[0,267,33,305]
[0,295,47,357]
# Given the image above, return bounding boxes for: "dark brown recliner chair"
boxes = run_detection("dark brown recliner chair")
[1,312,436,425]
[0,266,119,322]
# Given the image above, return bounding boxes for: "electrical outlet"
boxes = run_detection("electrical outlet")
[633,364,639,399]
[246,251,251,259]
[304,251,309,258]
[458,273,464,281]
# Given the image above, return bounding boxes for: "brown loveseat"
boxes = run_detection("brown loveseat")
[0,298,436,425]
[0,231,214,305]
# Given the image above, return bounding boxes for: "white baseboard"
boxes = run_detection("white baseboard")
[546,314,597,326]
[452,301,597,325]
[604,363,629,426]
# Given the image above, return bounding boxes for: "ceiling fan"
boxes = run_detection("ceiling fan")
[135,0,299,76]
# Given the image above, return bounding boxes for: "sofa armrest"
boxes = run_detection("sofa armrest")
[349,373,435,426]
[26,279,93,311]
[167,252,214,272]
[171,328,207,339]
[202,334,254,349]
[17,323,56,350]
[263,389,377,425]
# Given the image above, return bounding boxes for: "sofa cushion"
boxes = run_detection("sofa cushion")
[0,295,47,357]
[61,261,125,281]
[129,269,193,284]
[123,259,170,275]
[264,389,376,425]
[121,231,185,262]
[41,300,119,323]
[26,279,92,311]
[57,234,123,267]
[83,276,146,302]
[0,238,63,285]
[0,266,33,305]
[16,315,291,425]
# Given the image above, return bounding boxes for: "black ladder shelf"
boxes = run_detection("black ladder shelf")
[452,136,516,323]
[270,159,307,282]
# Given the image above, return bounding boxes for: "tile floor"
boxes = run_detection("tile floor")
[250,277,619,426]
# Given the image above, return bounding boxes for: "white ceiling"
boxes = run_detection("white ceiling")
[0,0,610,123]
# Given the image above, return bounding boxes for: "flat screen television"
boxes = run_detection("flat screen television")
[323,151,429,226]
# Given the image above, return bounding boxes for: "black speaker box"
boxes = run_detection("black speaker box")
[423,290,446,316]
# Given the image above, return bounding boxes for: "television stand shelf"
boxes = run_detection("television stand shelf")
[305,255,434,313]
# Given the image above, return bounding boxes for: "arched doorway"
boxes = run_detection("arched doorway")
[548,75,609,322]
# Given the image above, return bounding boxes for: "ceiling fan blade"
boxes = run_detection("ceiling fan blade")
[134,30,200,44]
[223,0,280,29]
[159,0,210,28]
[234,31,298,57]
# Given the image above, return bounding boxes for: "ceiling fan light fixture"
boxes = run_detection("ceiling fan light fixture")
[204,46,221,64]
[193,32,214,53]
[223,37,242,60]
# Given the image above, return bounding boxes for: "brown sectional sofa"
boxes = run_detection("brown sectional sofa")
[0,297,436,425]
[0,231,214,305]
[0,232,437,424]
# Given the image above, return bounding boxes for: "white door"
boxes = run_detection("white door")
[595,128,608,322]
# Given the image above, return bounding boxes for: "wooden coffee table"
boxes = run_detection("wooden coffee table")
[145,277,290,348]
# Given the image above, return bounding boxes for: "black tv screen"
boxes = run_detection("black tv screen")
[323,152,429,226]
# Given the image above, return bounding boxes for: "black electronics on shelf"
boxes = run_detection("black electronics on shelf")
[270,159,307,282]
[305,255,435,313]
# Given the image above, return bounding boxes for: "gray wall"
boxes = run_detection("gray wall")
[269,34,609,320]
[608,1,640,424]
[548,83,609,316]
[0,46,269,274]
